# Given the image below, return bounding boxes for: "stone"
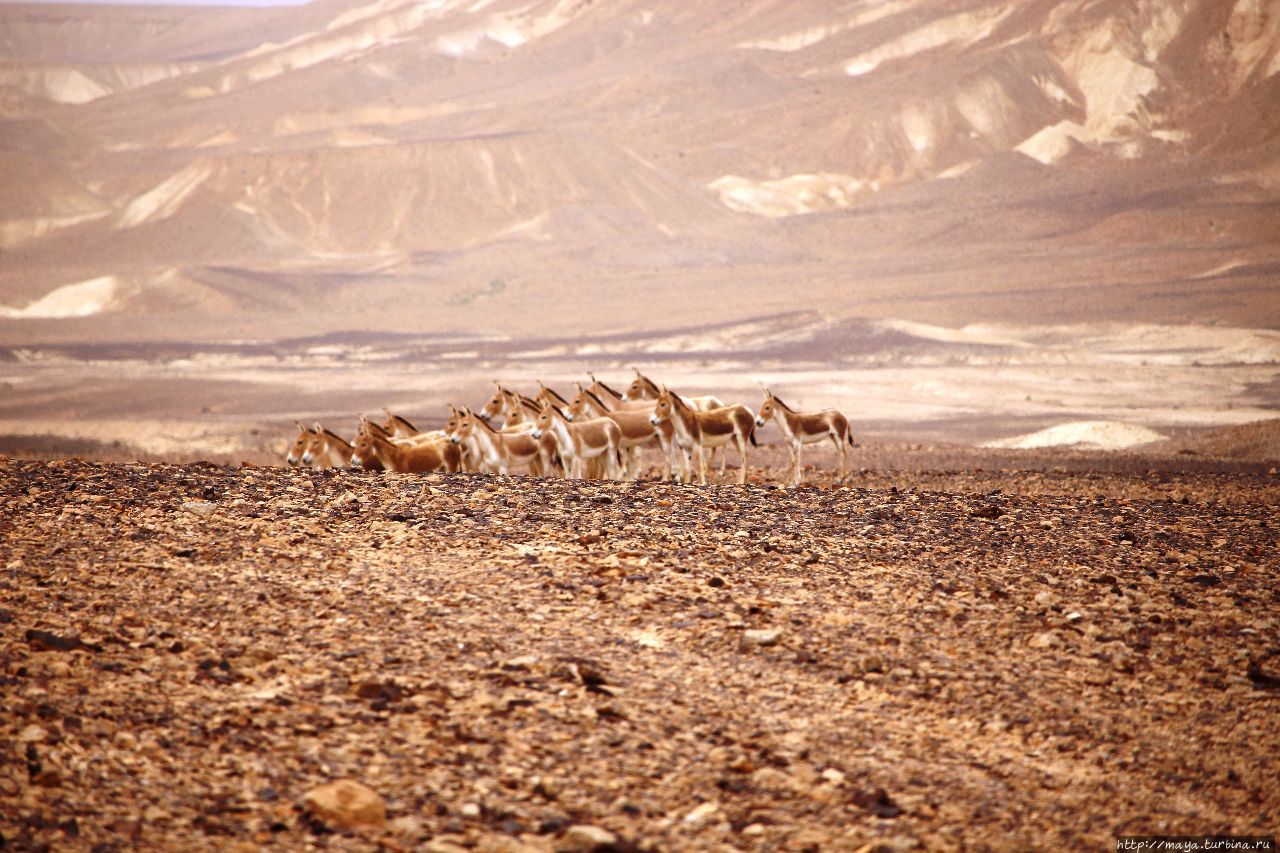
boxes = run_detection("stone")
[302,779,387,831]
[683,801,719,826]
[181,500,216,516]
[425,839,472,853]
[557,824,617,851]
[743,628,782,646]
[19,724,49,743]
[821,768,847,785]
[1028,631,1059,649]
[387,815,425,837]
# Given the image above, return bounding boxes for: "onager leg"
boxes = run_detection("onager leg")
[734,434,748,485]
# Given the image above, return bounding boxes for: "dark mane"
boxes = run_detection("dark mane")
[322,428,353,449]
[541,385,570,406]
[592,378,625,400]
[389,413,418,432]
[770,394,796,414]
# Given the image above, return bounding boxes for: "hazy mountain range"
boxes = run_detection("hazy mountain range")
[1,0,1277,344]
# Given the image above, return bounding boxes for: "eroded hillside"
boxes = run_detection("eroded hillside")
[1,0,1278,334]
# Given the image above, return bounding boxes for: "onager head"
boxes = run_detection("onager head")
[624,368,658,401]
[756,389,778,428]
[480,382,507,421]
[649,387,676,426]
[531,402,558,439]
[451,408,477,445]
[350,432,379,470]
[286,422,313,466]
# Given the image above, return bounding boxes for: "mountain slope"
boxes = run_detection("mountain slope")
[0,0,1277,333]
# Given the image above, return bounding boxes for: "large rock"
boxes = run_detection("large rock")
[302,779,387,831]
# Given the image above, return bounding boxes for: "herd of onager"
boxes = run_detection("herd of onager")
[286,370,854,486]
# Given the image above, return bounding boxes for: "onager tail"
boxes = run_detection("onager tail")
[749,425,760,448]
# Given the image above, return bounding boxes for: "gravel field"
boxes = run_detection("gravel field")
[2,455,1278,852]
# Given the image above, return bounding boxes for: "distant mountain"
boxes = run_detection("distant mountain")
[1,0,1277,338]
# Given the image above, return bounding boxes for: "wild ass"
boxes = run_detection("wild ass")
[448,406,558,476]
[623,368,728,474]
[755,389,853,485]
[568,383,678,481]
[622,368,725,411]
[350,427,461,473]
[304,424,364,470]
[286,423,315,467]
[650,388,756,485]
[532,401,624,480]
[585,373,691,481]
[479,382,526,423]
[534,382,576,419]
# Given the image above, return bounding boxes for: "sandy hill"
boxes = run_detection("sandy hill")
[0,0,1277,342]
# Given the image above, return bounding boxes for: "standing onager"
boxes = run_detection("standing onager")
[448,406,559,477]
[350,427,462,473]
[755,389,853,486]
[532,401,624,480]
[568,383,678,481]
[381,408,447,442]
[622,368,728,474]
[650,388,756,485]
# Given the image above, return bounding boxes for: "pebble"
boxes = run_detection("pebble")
[821,768,847,785]
[181,500,216,517]
[1028,631,1059,649]
[47,660,72,678]
[558,824,618,851]
[302,779,387,830]
[743,628,782,646]
[683,801,719,826]
[19,724,49,743]
[425,839,471,853]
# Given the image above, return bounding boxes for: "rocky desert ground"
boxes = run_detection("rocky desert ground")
[2,447,1279,852]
